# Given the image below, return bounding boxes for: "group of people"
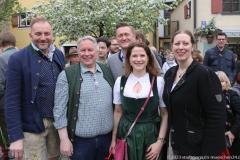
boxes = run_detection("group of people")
[0,15,239,160]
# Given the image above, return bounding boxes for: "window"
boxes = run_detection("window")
[223,0,240,14]
[18,12,32,28]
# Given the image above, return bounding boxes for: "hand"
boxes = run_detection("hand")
[145,141,163,160]
[109,140,116,154]
[225,131,235,145]
[60,138,73,157]
[9,139,24,160]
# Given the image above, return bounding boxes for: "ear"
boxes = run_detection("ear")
[29,32,32,39]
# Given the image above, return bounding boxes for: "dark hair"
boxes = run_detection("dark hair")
[116,22,135,35]
[217,32,227,38]
[125,42,159,77]
[97,37,111,48]
[171,30,195,45]
[30,16,51,28]
[109,36,117,41]
[0,31,16,47]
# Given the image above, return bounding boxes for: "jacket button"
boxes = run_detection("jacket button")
[36,73,40,76]
[76,91,80,95]
[30,100,34,104]
[75,104,78,107]
[73,117,76,120]
[33,86,37,90]
[38,60,41,63]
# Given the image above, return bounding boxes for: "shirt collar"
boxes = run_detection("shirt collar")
[31,42,56,61]
[80,63,102,74]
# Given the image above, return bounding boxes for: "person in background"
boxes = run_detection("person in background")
[4,16,65,160]
[0,31,17,160]
[97,37,110,64]
[65,46,80,67]
[158,47,166,65]
[215,71,240,158]
[192,49,203,64]
[163,30,226,159]
[232,71,240,96]
[54,36,114,160]
[204,32,236,83]
[161,49,177,75]
[135,30,161,72]
[150,46,163,68]
[110,42,168,160]
[108,37,120,58]
[108,23,137,80]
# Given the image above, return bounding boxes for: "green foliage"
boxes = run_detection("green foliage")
[195,18,219,37]
[0,0,22,29]
[32,0,173,42]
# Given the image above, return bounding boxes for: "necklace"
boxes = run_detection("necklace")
[178,70,186,78]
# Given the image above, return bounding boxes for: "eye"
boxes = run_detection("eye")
[174,42,180,46]
[35,32,42,36]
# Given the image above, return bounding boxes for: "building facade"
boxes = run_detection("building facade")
[169,0,240,55]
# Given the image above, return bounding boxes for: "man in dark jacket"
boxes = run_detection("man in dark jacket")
[204,32,236,83]
[4,17,65,160]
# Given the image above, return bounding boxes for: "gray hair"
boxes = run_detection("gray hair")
[77,36,98,51]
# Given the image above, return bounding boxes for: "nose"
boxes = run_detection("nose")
[40,34,46,40]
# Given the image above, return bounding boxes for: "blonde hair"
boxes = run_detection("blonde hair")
[215,71,231,90]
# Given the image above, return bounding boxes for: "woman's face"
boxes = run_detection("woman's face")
[220,79,228,91]
[172,33,193,63]
[129,47,149,73]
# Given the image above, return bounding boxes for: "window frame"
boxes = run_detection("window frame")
[18,12,32,28]
[222,0,240,14]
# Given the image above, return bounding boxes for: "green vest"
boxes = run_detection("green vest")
[65,62,114,142]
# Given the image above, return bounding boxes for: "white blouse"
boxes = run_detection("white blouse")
[113,73,166,108]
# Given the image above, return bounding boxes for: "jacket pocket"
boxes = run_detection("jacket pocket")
[186,130,202,146]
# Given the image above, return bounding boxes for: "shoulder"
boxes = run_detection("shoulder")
[164,65,177,79]
[205,47,216,54]
[54,48,64,55]
[9,47,29,62]
[65,64,79,72]
[108,52,120,61]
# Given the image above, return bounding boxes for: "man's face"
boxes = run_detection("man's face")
[68,54,80,65]
[216,35,227,49]
[116,26,136,50]
[29,21,53,54]
[98,42,109,59]
[110,39,120,53]
[78,40,97,68]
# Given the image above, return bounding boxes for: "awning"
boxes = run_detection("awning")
[222,29,240,37]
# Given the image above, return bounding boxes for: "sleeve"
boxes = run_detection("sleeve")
[203,50,209,66]
[113,76,121,104]
[0,58,6,99]
[53,71,69,129]
[198,69,226,156]
[4,55,24,143]
[157,76,166,108]
[229,90,240,136]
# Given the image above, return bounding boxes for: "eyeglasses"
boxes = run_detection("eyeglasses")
[217,39,226,41]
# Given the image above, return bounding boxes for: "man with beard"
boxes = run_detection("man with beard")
[4,17,64,160]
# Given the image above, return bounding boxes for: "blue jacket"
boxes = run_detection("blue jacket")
[204,46,236,82]
[4,44,64,143]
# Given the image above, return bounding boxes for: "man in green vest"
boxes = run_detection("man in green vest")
[53,36,114,160]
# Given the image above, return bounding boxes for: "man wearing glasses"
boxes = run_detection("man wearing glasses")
[204,32,236,83]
